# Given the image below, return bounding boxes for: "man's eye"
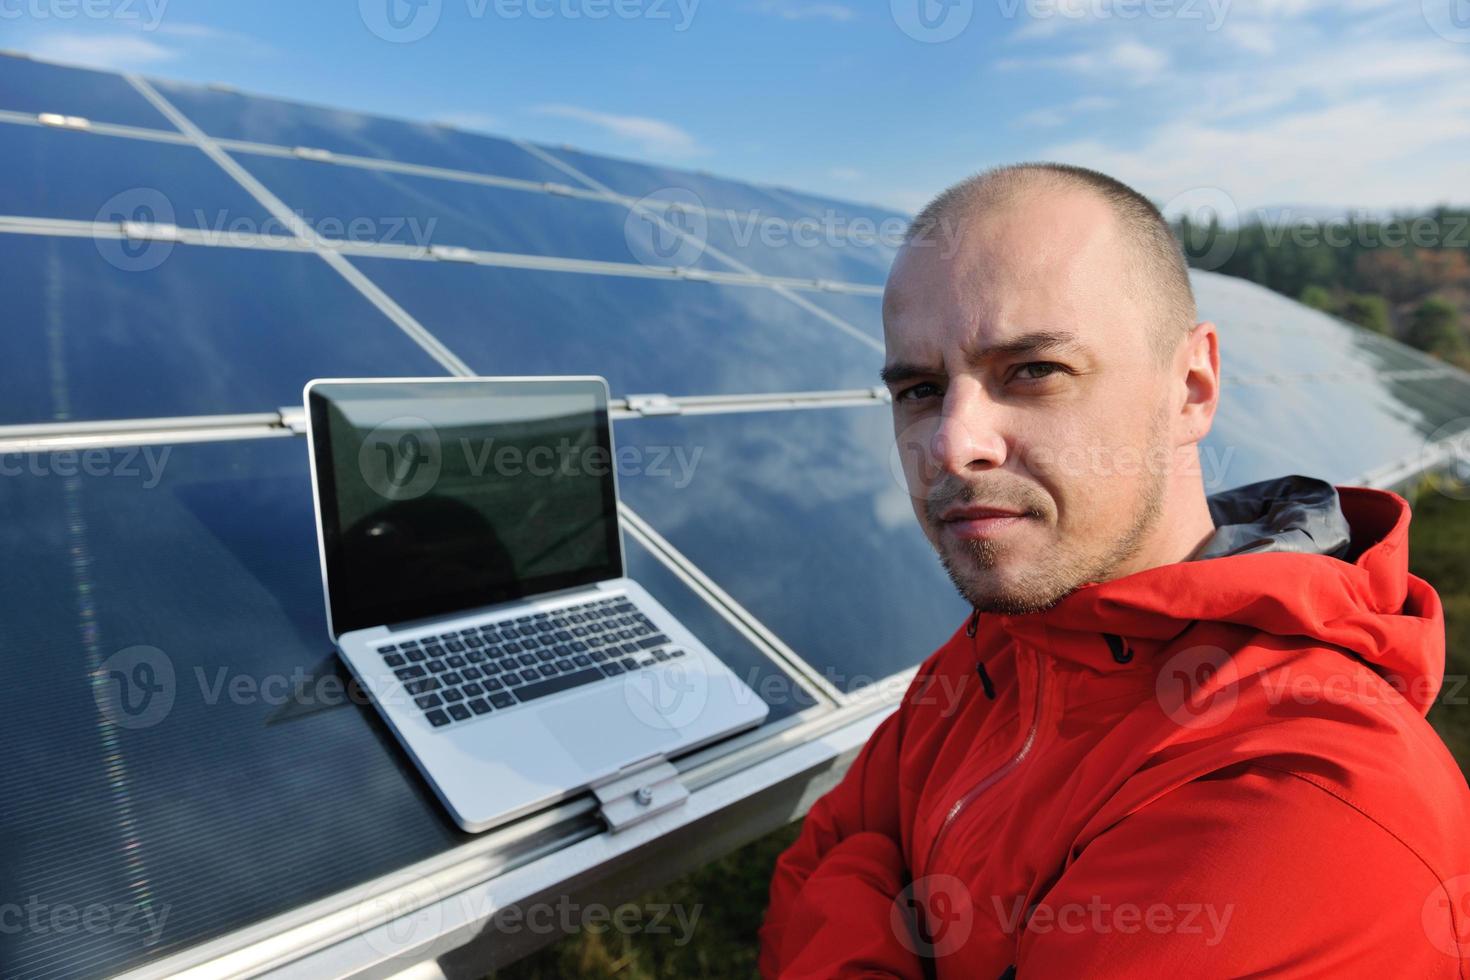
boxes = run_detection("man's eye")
[897,382,942,402]
[1014,362,1064,382]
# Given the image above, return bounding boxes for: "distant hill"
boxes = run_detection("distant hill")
[1170,205,1470,371]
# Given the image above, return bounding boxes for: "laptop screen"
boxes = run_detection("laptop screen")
[307,378,623,637]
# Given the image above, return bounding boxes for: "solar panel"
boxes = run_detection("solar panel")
[0,123,282,231]
[350,258,883,395]
[0,434,812,979]
[149,79,570,184]
[230,151,728,269]
[0,55,170,129]
[530,143,821,221]
[0,236,450,424]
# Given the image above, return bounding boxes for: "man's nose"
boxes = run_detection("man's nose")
[931,386,1006,475]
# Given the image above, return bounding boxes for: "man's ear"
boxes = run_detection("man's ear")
[1177,320,1220,446]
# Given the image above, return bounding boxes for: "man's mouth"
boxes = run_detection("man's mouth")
[938,505,1029,540]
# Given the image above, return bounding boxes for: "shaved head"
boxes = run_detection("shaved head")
[906,162,1196,365]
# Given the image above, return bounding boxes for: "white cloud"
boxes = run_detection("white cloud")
[1036,89,1470,213]
[998,39,1169,84]
[1019,94,1117,128]
[1221,22,1276,54]
[151,22,279,57]
[432,111,503,133]
[25,33,177,69]
[532,104,706,159]
[751,1,856,21]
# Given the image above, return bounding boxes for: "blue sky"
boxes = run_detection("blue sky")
[6,0,1470,216]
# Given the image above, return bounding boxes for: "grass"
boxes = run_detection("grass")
[495,483,1470,978]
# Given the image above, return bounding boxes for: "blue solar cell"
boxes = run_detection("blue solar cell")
[0,236,450,424]
[531,143,818,222]
[1216,378,1461,487]
[764,185,912,235]
[0,124,281,232]
[0,435,807,979]
[233,152,723,270]
[615,405,970,691]
[695,205,896,286]
[353,259,884,396]
[0,54,171,129]
[799,291,884,341]
[150,79,567,184]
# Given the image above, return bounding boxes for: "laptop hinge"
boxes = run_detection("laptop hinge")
[626,393,681,417]
[590,754,687,832]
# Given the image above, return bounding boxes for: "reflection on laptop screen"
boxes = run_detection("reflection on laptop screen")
[309,379,622,636]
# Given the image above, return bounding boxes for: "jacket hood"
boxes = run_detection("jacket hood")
[995,474,1445,713]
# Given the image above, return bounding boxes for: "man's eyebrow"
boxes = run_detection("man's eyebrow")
[880,330,1089,385]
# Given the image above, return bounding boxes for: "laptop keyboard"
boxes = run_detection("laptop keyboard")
[372,595,685,729]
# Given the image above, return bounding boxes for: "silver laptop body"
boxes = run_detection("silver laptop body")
[304,376,768,833]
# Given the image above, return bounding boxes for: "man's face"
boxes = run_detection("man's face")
[882,189,1184,615]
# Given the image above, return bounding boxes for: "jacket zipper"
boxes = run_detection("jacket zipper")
[923,648,1048,878]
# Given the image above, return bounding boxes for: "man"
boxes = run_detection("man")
[757,163,1470,977]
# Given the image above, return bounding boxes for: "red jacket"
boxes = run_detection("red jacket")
[760,480,1470,978]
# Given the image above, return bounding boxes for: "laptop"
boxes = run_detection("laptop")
[304,377,768,833]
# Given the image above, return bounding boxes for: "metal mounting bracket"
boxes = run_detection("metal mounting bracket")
[590,755,687,832]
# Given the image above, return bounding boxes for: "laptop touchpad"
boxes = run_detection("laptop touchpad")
[540,685,681,774]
